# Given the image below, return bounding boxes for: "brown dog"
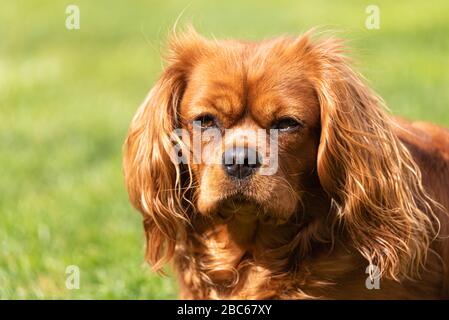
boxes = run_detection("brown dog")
[124,28,449,299]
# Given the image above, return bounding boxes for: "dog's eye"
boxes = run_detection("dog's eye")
[271,117,303,132]
[193,114,218,129]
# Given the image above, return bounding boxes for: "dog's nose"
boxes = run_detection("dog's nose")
[222,146,261,179]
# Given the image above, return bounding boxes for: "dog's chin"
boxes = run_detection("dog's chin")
[199,192,292,225]
[218,194,260,220]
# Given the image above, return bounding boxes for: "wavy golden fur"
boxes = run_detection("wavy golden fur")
[124,28,449,299]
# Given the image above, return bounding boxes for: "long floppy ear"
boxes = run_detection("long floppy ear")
[123,28,206,271]
[309,36,438,280]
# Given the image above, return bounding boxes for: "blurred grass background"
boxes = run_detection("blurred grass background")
[0,0,448,299]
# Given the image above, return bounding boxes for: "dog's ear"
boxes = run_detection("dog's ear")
[305,35,437,279]
[123,27,207,271]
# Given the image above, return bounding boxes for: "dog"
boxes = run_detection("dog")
[123,28,449,299]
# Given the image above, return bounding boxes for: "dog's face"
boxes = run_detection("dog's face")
[179,42,321,220]
[124,29,435,279]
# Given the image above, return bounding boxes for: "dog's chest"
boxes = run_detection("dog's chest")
[177,220,306,299]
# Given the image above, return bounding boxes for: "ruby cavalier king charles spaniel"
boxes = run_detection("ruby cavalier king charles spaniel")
[123,28,449,299]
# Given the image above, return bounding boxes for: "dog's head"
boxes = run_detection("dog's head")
[124,28,436,278]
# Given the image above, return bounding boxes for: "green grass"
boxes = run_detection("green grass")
[0,0,448,299]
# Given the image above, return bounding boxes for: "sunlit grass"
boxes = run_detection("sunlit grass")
[0,0,448,299]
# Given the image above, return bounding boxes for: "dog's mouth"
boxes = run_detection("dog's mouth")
[216,192,263,222]
[222,193,257,208]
